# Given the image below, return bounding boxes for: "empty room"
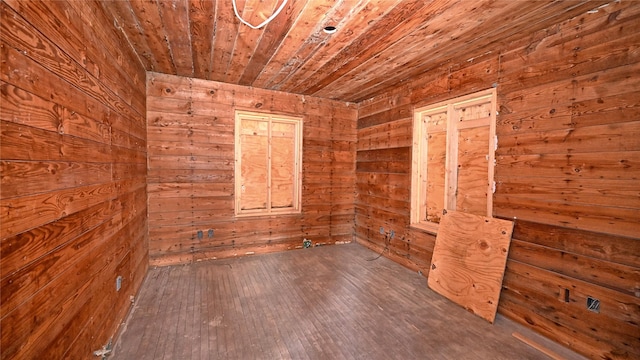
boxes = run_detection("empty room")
[1,0,638,359]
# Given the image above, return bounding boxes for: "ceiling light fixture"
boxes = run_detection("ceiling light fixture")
[323,26,337,34]
[232,0,288,29]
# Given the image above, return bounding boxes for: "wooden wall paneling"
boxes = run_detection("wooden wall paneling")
[409,65,451,105]
[0,160,112,199]
[501,260,639,359]
[355,231,432,276]
[66,1,146,112]
[0,117,112,161]
[355,169,413,263]
[495,151,639,181]
[497,120,639,155]
[329,124,358,243]
[0,177,116,239]
[63,214,143,357]
[1,199,142,358]
[448,56,500,93]
[507,261,639,330]
[358,103,413,130]
[357,118,412,151]
[511,220,640,269]
[0,47,91,127]
[499,274,626,359]
[1,207,122,316]
[50,213,146,355]
[493,4,640,239]
[571,62,640,107]
[494,194,639,239]
[494,86,639,239]
[0,200,115,279]
[4,0,144,108]
[496,175,639,210]
[355,82,415,266]
[0,3,141,121]
[355,1,639,358]
[498,4,640,93]
[2,0,86,70]
[74,0,146,83]
[62,107,112,144]
[0,1,147,359]
[301,112,333,243]
[147,72,357,263]
[509,239,639,297]
[356,172,411,203]
[359,87,411,119]
[0,81,62,132]
[572,89,640,128]
[500,63,640,121]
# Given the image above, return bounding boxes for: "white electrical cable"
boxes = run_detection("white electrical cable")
[232,0,289,29]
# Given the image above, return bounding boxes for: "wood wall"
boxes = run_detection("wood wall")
[355,2,640,359]
[0,1,148,359]
[147,72,357,265]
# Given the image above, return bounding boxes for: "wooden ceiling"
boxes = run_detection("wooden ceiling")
[101,0,608,103]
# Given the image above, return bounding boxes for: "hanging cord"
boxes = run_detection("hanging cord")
[367,230,394,261]
[232,0,289,29]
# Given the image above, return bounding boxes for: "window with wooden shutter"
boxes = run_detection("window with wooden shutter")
[410,88,497,233]
[235,111,302,216]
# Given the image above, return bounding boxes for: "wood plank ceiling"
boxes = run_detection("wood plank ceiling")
[101,0,609,103]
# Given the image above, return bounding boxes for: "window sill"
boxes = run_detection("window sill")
[410,222,439,236]
[235,209,301,218]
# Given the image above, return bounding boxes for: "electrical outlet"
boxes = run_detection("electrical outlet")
[586,296,600,313]
[116,276,122,291]
[379,226,384,235]
[208,229,214,238]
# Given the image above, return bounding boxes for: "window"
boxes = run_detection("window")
[234,111,303,216]
[410,88,497,233]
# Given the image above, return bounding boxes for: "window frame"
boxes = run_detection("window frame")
[410,88,497,234]
[234,110,303,217]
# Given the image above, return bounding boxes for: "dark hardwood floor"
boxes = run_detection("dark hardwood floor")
[112,243,584,360]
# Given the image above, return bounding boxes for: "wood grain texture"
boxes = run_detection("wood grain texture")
[99,0,610,102]
[0,1,147,359]
[3,1,638,360]
[147,72,356,264]
[355,1,640,358]
[112,243,586,360]
[428,210,514,323]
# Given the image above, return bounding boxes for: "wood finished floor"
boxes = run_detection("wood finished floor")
[112,243,581,360]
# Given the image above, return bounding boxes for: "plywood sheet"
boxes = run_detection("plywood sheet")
[428,210,514,323]
[455,126,490,216]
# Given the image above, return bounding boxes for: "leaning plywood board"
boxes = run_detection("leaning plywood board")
[428,210,514,323]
